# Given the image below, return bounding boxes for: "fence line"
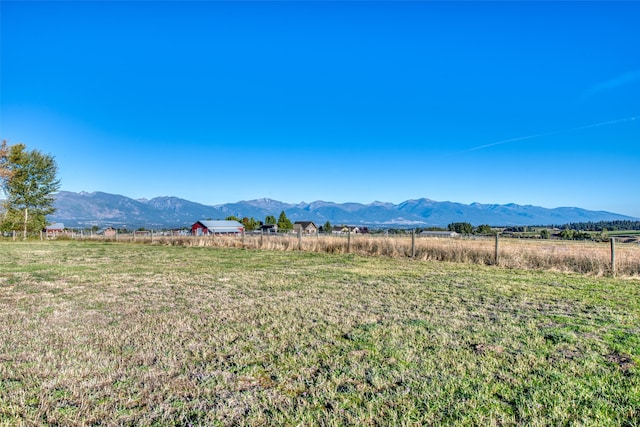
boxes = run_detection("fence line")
[4,230,638,276]
[52,231,640,276]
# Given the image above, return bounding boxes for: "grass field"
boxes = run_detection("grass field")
[69,232,640,277]
[1,241,639,426]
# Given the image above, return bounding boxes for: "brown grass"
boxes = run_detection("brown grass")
[77,233,640,277]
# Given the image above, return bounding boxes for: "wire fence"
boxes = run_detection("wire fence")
[6,229,639,277]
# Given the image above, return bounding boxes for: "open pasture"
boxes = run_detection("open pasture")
[77,232,640,277]
[1,241,639,425]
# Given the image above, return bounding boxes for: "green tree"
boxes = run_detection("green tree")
[242,217,259,231]
[225,215,240,221]
[277,210,293,231]
[0,140,13,181]
[322,220,332,234]
[265,215,277,225]
[475,224,492,235]
[1,143,60,238]
[0,209,24,234]
[448,222,473,234]
[559,229,575,240]
[540,229,550,239]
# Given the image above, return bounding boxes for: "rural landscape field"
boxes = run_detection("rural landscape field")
[1,240,638,425]
[3,0,640,425]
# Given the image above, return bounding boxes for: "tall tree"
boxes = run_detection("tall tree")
[242,216,259,231]
[1,144,60,238]
[323,220,332,234]
[0,140,13,181]
[277,210,293,231]
[265,215,277,225]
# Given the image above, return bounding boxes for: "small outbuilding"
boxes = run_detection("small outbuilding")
[332,225,360,235]
[419,231,460,238]
[260,224,278,234]
[44,223,65,237]
[191,220,244,236]
[293,221,318,234]
[97,227,117,237]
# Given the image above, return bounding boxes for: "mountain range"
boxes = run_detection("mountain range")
[48,191,638,229]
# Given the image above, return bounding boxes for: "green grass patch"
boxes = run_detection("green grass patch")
[0,241,638,425]
[607,230,640,236]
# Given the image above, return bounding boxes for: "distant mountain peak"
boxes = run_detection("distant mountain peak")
[242,198,292,208]
[49,191,638,229]
[369,201,394,207]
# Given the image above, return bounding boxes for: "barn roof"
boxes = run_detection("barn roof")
[198,220,243,228]
[194,220,244,233]
[45,223,65,230]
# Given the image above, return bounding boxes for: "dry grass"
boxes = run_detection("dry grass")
[1,241,639,425]
[87,233,640,277]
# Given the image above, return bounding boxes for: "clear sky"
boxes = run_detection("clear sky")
[1,1,639,217]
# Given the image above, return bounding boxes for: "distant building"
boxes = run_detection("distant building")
[191,220,244,236]
[332,225,360,235]
[97,227,117,237]
[44,223,65,237]
[260,223,278,234]
[419,231,459,238]
[293,221,318,234]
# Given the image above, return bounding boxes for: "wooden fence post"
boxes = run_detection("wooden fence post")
[385,230,389,256]
[611,237,616,277]
[411,229,416,258]
[298,228,302,250]
[347,230,351,253]
[242,229,245,248]
[494,233,500,265]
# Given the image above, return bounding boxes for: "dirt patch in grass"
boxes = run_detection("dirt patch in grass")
[605,352,636,372]
[471,343,505,355]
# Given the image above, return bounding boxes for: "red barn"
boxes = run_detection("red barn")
[191,220,244,236]
[44,223,65,236]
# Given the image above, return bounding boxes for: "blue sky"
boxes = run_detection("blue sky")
[1,1,639,217]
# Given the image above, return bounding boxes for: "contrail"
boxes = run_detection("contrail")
[583,70,640,100]
[570,116,637,131]
[462,116,638,153]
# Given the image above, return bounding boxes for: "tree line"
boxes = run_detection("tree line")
[222,211,296,232]
[1,141,60,238]
[223,211,335,234]
[557,220,640,232]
